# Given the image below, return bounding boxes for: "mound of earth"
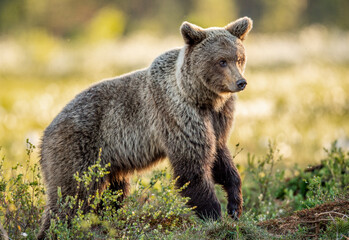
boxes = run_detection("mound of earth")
[258,199,349,237]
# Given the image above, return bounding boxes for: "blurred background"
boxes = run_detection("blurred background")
[0,0,348,170]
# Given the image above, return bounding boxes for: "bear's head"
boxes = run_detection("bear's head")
[176,17,252,108]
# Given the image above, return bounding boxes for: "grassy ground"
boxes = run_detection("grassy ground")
[0,141,348,239]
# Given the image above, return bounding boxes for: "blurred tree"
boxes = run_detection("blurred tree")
[188,0,237,28]
[41,0,103,37]
[149,0,192,34]
[258,0,307,32]
[306,0,349,29]
[1,0,349,37]
[84,7,125,42]
[236,0,264,30]
[0,0,25,34]
[21,1,47,27]
[113,0,192,34]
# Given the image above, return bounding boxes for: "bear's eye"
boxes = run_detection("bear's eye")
[219,60,227,67]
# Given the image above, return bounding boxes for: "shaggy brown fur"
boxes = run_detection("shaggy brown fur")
[38,17,253,239]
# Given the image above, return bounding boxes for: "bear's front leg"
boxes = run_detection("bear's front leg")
[212,146,242,220]
[167,140,221,220]
[175,165,221,220]
[174,164,221,220]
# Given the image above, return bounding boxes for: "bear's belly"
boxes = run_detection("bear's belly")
[101,126,166,171]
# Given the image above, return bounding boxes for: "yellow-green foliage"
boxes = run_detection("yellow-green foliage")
[0,141,348,239]
[84,7,125,43]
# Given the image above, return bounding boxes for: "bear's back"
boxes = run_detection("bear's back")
[41,69,165,171]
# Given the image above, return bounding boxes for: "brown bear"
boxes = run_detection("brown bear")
[38,17,253,239]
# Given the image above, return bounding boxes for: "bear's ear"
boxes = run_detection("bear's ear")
[180,21,206,45]
[225,17,253,40]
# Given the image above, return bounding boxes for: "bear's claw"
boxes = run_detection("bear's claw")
[227,202,241,221]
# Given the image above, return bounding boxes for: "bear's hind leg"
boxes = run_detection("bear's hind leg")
[37,206,51,240]
[108,177,130,209]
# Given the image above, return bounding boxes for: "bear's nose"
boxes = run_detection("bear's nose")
[236,79,247,90]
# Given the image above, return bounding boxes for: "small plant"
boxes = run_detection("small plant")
[242,141,286,220]
[321,217,349,239]
[111,170,195,239]
[301,142,348,209]
[242,140,349,222]
[0,140,45,239]
[277,141,349,209]
[1,140,348,239]
[46,151,118,239]
[45,153,195,239]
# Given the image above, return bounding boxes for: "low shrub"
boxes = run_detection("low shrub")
[0,140,348,239]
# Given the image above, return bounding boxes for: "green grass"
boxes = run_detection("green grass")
[0,141,348,239]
